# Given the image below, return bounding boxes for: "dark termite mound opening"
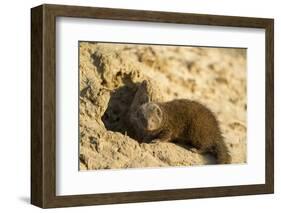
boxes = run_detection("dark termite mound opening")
[101,78,165,142]
[101,82,140,140]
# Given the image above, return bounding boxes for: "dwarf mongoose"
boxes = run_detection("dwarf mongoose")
[131,99,231,164]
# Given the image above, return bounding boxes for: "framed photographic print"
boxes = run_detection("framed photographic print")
[31,4,274,208]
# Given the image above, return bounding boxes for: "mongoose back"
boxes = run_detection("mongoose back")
[131,99,231,164]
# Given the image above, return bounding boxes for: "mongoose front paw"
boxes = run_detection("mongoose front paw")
[150,139,166,144]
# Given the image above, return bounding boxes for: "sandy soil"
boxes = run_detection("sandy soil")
[79,42,247,170]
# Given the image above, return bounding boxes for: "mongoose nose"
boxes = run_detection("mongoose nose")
[147,123,154,130]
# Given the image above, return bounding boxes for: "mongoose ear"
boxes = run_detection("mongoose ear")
[155,106,162,118]
[142,80,148,87]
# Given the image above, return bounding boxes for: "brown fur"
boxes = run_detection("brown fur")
[132,99,231,164]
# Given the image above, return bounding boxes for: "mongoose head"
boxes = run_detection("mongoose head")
[135,103,163,131]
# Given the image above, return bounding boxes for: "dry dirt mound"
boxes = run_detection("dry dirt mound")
[79,42,246,170]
